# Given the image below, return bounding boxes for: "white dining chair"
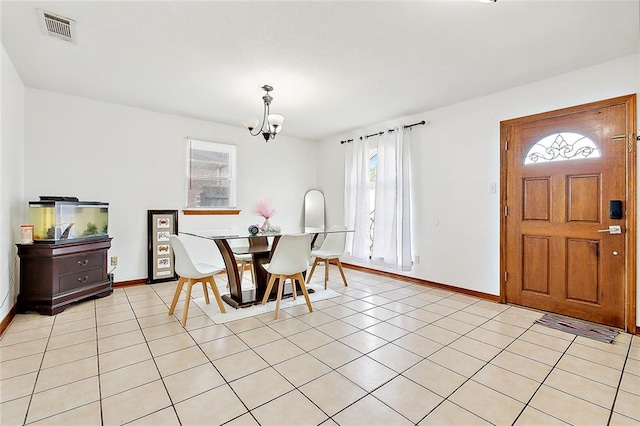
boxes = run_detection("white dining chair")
[227,239,255,286]
[168,234,226,326]
[307,226,348,289]
[235,253,255,284]
[261,234,312,319]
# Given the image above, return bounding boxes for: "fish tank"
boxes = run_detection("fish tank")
[28,197,109,243]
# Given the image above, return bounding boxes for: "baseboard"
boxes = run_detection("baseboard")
[0,305,17,337]
[114,278,147,288]
[342,263,500,303]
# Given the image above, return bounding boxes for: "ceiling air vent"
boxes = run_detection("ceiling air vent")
[38,10,76,42]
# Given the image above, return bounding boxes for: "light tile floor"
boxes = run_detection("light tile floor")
[1,268,639,425]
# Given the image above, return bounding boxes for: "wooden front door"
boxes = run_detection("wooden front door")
[501,95,636,331]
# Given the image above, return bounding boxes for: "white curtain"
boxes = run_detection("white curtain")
[371,127,413,270]
[344,137,371,261]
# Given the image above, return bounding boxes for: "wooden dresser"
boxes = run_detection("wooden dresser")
[16,237,113,315]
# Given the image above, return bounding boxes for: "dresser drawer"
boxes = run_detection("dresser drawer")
[59,267,105,293]
[58,251,104,273]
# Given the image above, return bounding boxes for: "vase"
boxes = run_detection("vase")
[260,218,271,232]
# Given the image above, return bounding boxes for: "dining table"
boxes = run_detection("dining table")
[181,227,350,309]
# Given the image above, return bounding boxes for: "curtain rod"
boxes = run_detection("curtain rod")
[340,120,426,144]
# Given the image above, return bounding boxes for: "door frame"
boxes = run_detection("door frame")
[500,94,637,334]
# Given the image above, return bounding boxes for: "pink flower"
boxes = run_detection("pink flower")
[253,198,275,219]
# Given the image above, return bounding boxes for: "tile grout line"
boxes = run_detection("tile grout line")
[510,331,577,426]
[409,299,532,425]
[107,286,185,426]
[234,288,369,423]
[247,282,494,424]
[299,279,425,424]
[218,277,417,423]
[94,300,106,426]
[221,280,525,424]
[175,278,395,423]
[20,313,56,426]
[605,338,633,425]
[343,284,520,423]
[401,296,600,424]
[150,283,262,426]
[20,304,101,425]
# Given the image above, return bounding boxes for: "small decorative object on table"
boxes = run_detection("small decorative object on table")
[253,198,276,232]
[248,225,259,235]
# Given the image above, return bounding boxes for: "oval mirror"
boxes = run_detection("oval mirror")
[304,189,325,229]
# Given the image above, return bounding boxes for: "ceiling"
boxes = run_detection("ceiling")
[2,1,638,141]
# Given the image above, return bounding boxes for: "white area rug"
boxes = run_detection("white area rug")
[193,284,340,324]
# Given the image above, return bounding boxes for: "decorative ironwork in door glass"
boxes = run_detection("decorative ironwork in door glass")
[524,132,600,164]
[369,150,377,254]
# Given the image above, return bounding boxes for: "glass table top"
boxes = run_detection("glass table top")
[181,227,351,240]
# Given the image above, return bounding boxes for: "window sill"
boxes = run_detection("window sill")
[182,209,241,216]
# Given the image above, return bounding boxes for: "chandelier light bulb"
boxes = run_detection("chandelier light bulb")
[268,114,284,127]
[243,118,260,131]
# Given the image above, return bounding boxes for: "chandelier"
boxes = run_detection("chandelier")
[242,84,285,141]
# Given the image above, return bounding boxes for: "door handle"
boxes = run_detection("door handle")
[597,225,622,234]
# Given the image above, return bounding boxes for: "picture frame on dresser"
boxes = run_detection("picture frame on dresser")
[147,210,179,283]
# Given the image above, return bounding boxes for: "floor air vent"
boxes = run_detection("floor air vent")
[38,10,76,42]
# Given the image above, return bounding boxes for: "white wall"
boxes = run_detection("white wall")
[23,90,318,282]
[318,54,639,322]
[1,45,25,321]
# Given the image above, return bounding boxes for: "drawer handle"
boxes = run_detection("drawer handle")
[78,260,89,266]
[77,276,89,283]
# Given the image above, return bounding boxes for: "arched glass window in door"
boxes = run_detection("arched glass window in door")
[524,132,600,164]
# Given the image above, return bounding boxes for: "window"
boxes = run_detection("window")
[187,139,236,208]
[368,146,377,254]
[344,128,413,271]
[524,132,600,164]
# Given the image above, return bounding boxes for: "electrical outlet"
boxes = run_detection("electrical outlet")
[110,256,118,266]
[414,254,420,264]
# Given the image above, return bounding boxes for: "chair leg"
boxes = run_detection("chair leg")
[307,258,319,283]
[290,277,297,300]
[249,261,255,284]
[262,274,277,305]
[274,275,285,320]
[296,273,313,313]
[169,277,186,315]
[201,280,211,305]
[334,259,348,287]
[205,276,226,313]
[239,260,245,283]
[182,278,195,326]
[324,258,329,289]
